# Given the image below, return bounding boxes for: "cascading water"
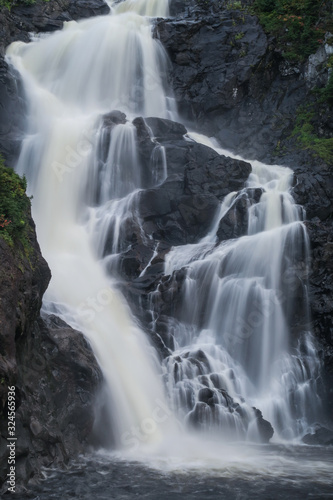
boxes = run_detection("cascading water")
[161,134,322,441]
[5,0,323,461]
[6,0,177,450]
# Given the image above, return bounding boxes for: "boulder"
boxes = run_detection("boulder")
[302,426,333,446]
[216,188,263,242]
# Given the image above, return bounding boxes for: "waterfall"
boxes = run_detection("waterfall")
[161,133,322,440]
[6,0,176,450]
[6,0,322,454]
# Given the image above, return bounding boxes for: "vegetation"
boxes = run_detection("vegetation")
[227,1,244,10]
[0,156,31,248]
[235,31,245,40]
[290,105,333,163]
[316,55,333,105]
[252,0,333,61]
[250,0,333,160]
[0,0,49,9]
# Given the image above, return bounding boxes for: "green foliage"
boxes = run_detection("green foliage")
[291,106,333,163]
[235,31,245,40]
[0,0,49,10]
[317,55,333,105]
[227,1,243,9]
[320,71,333,105]
[0,156,31,248]
[252,0,331,61]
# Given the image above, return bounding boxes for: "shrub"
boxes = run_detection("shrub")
[0,156,31,247]
[291,106,333,163]
[319,71,333,106]
[252,0,328,61]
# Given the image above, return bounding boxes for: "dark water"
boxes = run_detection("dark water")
[14,445,333,500]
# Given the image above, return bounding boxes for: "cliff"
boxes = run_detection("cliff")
[0,164,103,492]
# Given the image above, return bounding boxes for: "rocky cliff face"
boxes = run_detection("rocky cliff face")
[0,205,103,492]
[155,0,333,161]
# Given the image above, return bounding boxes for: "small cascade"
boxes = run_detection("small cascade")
[150,144,168,186]
[99,122,140,202]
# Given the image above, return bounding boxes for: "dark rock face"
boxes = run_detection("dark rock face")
[11,315,102,488]
[0,58,26,167]
[289,157,333,420]
[110,116,251,269]
[305,219,333,420]
[0,210,102,490]
[0,216,50,386]
[96,114,251,288]
[154,1,306,160]
[155,8,267,118]
[155,0,332,168]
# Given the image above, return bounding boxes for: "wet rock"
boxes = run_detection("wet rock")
[305,218,333,420]
[145,117,187,141]
[102,110,127,128]
[302,426,333,446]
[253,408,274,443]
[133,117,251,249]
[217,194,248,242]
[198,388,215,406]
[217,188,263,242]
[293,166,333,221]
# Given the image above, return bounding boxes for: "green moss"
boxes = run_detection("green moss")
[291,106,333,163]
[0,155,31,250]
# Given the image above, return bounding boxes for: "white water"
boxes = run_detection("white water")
[6,0,176,449]
[162,133,321,441]
[6,0,322,459]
